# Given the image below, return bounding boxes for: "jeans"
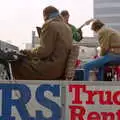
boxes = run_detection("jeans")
[83,53,120,81]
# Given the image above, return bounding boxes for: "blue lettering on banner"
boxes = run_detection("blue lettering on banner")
[0,84,32,120]
[0,84,61,120]
[36,84,61,120]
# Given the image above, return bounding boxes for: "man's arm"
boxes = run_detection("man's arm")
[20,23,57,59]
[99,33,110,56]
[32,23,57,59]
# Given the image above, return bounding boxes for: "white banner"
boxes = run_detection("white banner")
[64,81,120,120]
[0,80,61,120]
[0,80,120,120]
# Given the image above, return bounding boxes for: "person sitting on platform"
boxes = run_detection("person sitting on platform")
[11,6,73,80]
[83,19,120,81]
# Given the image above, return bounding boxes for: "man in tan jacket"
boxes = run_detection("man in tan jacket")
[83,19,120,80]
[11,6,73,80]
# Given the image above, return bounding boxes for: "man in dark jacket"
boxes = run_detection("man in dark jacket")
[11,6,73,80]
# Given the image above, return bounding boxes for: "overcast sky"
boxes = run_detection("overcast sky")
[0,0,93,49]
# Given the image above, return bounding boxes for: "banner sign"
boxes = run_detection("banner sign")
[65,82,120,120]
[0,81,61,120]
[0,81,120,120]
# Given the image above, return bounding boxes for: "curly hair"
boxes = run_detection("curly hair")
[91,19,105,32]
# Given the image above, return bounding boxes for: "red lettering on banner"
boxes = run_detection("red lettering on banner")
[68,84,120,120]
[87,112,100,120]
[113,91,120,105]
[86,90,113,105]
[69,105,85,120]
[101,112,115,120]
[85,90,98,104]
[69,106,120,120]
[99,91,113,105]
[116,110,120,119]
[69,85,86,104]
[68,84,120,105]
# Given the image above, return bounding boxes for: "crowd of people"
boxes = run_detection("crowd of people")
[10,5,120,81]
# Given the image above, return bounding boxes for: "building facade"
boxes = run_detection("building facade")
[94,0,120,31]
[0,40,19,51]
[32,31,40,48]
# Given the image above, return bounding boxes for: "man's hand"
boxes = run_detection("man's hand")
[78,18,95,30]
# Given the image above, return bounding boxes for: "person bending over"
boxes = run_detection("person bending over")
[83,19,120,81]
